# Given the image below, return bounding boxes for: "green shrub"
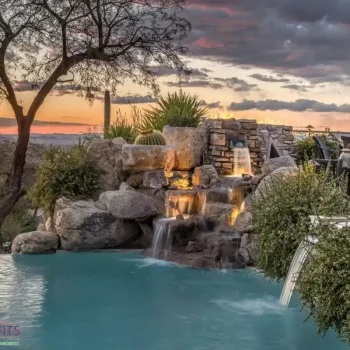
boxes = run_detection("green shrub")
[1,198,37,245]
[252,166,350,280]
[29,145,99,215]
[299,223,350,343]
[296,135,340,164]
[296,137,315,164]
[132,105,168,132]
[104,113,137,143]
[132,91,208,131]
[134,130,166,145]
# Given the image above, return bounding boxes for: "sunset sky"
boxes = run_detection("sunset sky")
[1,0,350,134]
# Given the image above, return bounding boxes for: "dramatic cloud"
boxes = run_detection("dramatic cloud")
[166,80,224,89]
[281,84,310,92]
[185,0,350,84]
[110,95,156,104]
[215,77,258,92]
[250,74,290,83]
[200,101,222,109]
[228,99,350,113]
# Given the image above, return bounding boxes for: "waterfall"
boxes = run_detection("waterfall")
[152,218,175,259]
[279,241,310,306]
[233,147,252,176]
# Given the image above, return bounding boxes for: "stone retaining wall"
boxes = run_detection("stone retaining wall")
[203,119,296,175]
[203,118,264,175]
[258,124,296,159]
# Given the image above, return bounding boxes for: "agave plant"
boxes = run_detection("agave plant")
[131,105,168,133]
[132,91,209,131]
[104,112,137,143]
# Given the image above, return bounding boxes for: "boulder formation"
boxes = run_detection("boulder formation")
[163,126,207,170]
[12,231,59,254]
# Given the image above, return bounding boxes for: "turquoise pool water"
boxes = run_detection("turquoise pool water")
[0,252,347,350]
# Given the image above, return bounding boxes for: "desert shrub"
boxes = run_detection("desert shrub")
[133,91,208,131]
[296,135,340,164]
[296,137,315,164]
[299,223,350,343]
[132,105,168,132]
[29,145,99,215]
[104,113,137,143]
[252,166,350,280]
[1,198,37,247]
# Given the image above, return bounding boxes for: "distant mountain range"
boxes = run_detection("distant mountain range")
[0,133,98,146]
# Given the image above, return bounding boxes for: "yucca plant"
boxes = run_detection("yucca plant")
[132,91,208,131]
[104,112,137,143]
[131,105,168,132]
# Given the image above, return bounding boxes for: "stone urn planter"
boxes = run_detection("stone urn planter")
[163,125,207,171]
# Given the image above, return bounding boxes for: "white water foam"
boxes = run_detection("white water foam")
[212,297,286,316]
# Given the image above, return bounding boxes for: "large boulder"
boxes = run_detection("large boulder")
[261,156,297,175]
[202,202,235,227]
[12,231,59,254]
[54,198,140,250]
[163,126,207,170]
[237,233,259,265]
[192,165,220,188]
[233,211,253,233]
[99,190,159,220]
[142,170,168,189]
[87,139,126,191]
[254,166,299,201]
[122,144,175,172]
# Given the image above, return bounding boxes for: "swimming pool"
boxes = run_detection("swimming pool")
[0,252,347,350]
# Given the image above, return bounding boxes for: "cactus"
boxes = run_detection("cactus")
[104,90,111,131]
[134,129,166,146]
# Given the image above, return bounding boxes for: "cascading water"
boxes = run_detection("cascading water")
[279,241,310,306]
[233,147,252,176]
[152,218,176,259]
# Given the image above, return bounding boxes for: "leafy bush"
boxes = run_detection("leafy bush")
[29,145,99,215]
[252,166,350,280]
[133,91,208,131]
[296,137,315,164]
[296,135,340,164]
[299,223,350,343]
[104,113,137,143]
[1,198,37,248]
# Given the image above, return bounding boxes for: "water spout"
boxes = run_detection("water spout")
[279,241,310,306]
[233,147,252,176]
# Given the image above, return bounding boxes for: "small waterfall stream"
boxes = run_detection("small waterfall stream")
[279,241,310,306]
[233,147,252,176]
[152,218,176,259]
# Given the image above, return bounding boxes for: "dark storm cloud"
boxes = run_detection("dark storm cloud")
[185,0,350,84]
[228,99,350,113]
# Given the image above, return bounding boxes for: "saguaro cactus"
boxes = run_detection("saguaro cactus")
[104,90,111,131]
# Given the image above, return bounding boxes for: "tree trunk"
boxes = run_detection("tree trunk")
[0,117,30,223]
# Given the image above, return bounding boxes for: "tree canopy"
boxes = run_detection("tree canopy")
[0,0,191,222]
